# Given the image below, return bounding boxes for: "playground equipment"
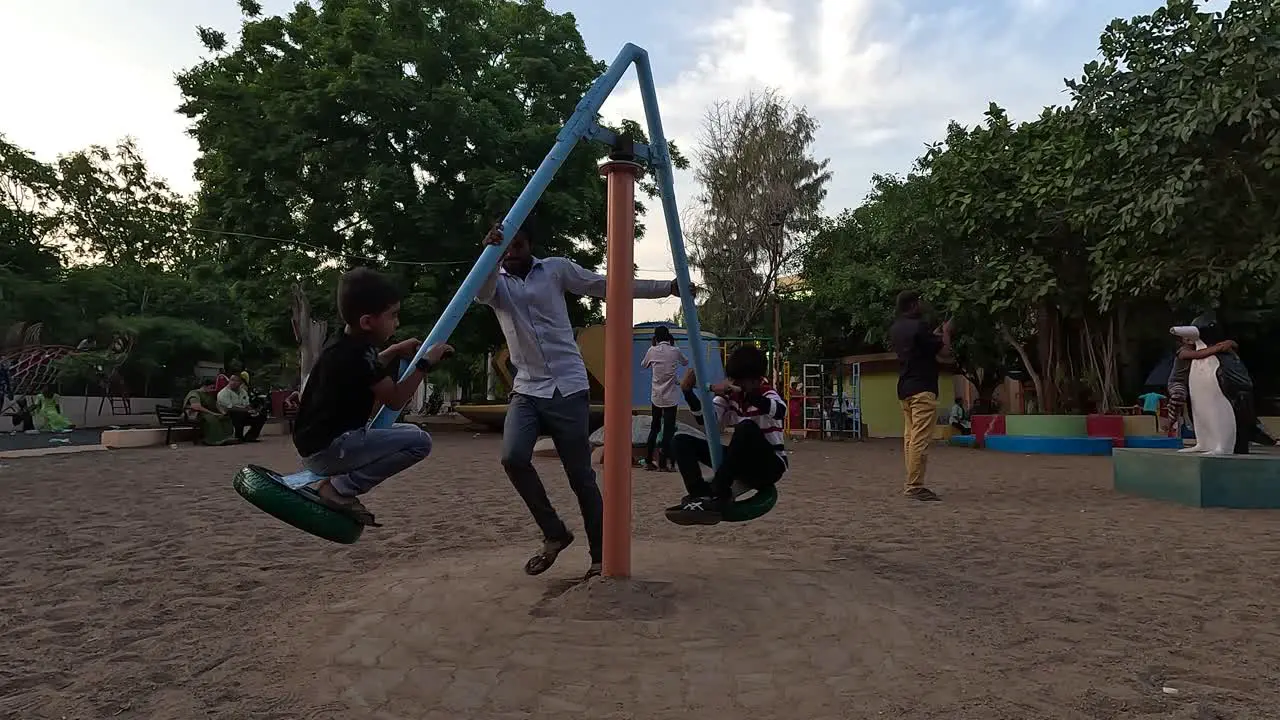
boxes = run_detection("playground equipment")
[0,324,135,417]
[1,345,76,398]
[236,43,769,576]
[798,359,862,440]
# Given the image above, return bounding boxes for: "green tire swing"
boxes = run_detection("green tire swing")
[232,465,365,545]
[722,484,779,523]
[664,483,779,525]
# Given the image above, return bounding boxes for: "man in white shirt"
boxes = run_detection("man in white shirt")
[216,373,265,442]
[478,217,689,580]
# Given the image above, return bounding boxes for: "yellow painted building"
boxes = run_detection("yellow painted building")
[838,353,957,439]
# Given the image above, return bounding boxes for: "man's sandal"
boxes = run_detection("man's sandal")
[524,533,575,575]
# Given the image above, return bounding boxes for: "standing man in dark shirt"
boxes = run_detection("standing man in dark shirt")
[889,290,952,501]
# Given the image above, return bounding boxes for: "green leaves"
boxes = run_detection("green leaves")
[1071,0,1280,309]
[176,0,686,359]
[793,0,1280,411]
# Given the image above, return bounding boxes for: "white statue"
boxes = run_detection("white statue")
[1170,324,1237,455]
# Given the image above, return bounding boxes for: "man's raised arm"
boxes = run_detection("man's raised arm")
[558,259,679,300]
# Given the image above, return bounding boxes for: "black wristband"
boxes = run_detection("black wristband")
[414,356,433,373]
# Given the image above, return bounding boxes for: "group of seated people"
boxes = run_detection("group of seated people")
[183,371,269,446]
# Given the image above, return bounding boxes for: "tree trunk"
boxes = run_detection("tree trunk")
[291,284,327,393]
[1000,326,1044,415]
[1036,302,1059,413]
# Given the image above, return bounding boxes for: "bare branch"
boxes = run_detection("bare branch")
[686,89,831,335]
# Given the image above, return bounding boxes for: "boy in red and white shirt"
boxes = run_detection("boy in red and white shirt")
[666,345,788,525]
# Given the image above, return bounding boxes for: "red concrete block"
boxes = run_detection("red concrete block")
[971,415,1005,448]
[1086,414,1126,448]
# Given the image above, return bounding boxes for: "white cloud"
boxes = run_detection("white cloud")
[0,0,1113,325]
[598,0,1109,321]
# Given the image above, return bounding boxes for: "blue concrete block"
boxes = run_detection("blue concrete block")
[1123,436,1184,450]
[985,435,1114,456]
[948,434,977,448]
[1114,447,1280,508]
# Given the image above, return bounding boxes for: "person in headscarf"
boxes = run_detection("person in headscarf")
[184,379,237,446]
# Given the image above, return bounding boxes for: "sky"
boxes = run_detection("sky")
[0,0,1225,323]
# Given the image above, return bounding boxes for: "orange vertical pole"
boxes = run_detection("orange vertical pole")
[600,153,642,579]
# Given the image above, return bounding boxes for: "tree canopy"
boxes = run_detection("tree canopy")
[3,0,683,400]
[794,0,1280,411]
[4,0,1279,415]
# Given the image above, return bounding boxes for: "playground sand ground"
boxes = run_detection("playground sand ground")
[3,436,1279,719]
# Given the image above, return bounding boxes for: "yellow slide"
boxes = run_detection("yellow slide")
[488,324,609,391]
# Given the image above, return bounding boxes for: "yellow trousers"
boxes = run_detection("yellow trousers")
[901,392,937,492]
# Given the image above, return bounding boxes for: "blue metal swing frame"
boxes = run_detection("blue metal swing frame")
[279,43,720,490]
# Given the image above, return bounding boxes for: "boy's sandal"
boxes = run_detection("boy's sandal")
[524,533,574,575]
[583,563,602,580]
[342,503,382,527]
[299,487,383,527]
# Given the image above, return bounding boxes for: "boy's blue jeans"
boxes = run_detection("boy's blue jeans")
[302,423,431,496]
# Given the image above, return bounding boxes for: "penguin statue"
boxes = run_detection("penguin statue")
[1169,312,1254,455]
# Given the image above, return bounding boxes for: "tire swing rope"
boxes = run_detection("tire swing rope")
[233,465,365,545]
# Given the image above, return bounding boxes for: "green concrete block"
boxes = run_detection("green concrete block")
[1004,414,1088,437]
[1113,447,1280,508]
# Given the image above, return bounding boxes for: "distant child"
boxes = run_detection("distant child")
[948,396,970,433]
[292,268,453,526]
[1137,390,1166,416]
[640,325,688,471]
[34,385,72,432]
[665,345,787,525]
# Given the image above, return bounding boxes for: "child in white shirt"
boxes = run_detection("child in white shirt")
[640,326,688,471]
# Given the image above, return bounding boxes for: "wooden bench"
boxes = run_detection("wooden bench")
[156,405,197,445]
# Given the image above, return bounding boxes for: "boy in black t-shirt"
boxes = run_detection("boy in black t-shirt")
[292,268,453,526]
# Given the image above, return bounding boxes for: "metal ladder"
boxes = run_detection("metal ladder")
[826,361,862,440]
[848,362,862,439]
[802,363,824,438]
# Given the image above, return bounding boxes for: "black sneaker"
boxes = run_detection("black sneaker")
[664,496,724,526]
[664,495,696,513]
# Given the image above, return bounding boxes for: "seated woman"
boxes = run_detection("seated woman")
[665,345,788,526]
[33,385,73,432]
[183,381,238,446]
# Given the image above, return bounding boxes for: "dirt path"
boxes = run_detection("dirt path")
[2,436,1278,718]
